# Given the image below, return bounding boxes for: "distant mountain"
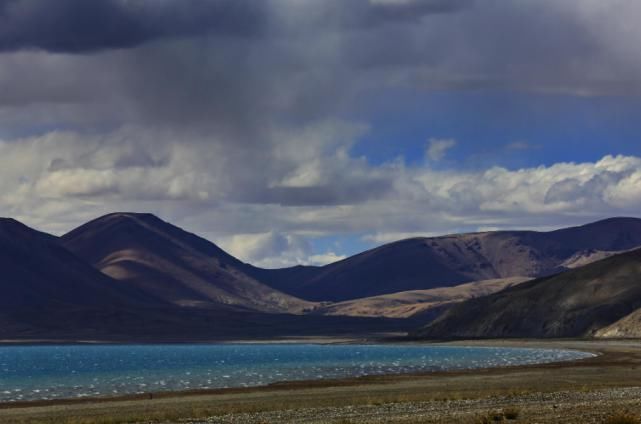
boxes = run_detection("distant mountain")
[260,217,641,301]
[4,213,641,341]
[416,248,641,339]
[314,277,529,319]
[61,213,312,314]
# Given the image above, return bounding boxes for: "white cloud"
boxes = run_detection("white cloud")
[362,231,442,244]
[1,123,641,266]
[426,138,456,161]
[604,170,641,208]
[216,231,344,268]
[307,252,346,266]
[2,1,641,268]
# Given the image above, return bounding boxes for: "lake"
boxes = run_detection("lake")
[0,344,593,402]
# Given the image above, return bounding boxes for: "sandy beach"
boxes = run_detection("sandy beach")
[0,339,640,423]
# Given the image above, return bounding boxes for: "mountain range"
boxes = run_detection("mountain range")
[256,217,641,301]
[417,247,641,338]
[2,213,641,340]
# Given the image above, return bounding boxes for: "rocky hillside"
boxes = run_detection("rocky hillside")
[314,277,528,319]
[417,248,641,338]
[61,213,312,314]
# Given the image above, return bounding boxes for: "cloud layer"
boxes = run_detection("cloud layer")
[2,124,641,266]
[1,1,641,266]
[0,0,268,52]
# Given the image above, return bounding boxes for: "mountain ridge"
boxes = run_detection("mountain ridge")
[61,212,312,314]
[0,216,158,310]
[257,217,641,301]
[0,215,409,340]
[3,213,641,340]
[416,247,641,338]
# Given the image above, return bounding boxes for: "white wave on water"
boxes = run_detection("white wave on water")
[0,344,594,402]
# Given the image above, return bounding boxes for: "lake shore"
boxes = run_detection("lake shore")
[0,339,640,423]
[0,333,402,345]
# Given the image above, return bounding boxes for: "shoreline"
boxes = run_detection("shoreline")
[0,339,639,423]
[0,333,400,346]
[0,339,606,407]
[0,333,624,346]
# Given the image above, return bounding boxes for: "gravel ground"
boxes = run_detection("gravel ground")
[184,387,641,424]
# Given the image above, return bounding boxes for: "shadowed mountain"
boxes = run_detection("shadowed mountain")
[0,217,177,339]
[6,213,641,341]
[0,216,408,341]
[416,248,641,339]
[0,217,154,311]
[258,217,641,302]
[61,213,312,314]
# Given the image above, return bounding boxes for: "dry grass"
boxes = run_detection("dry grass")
[502,407,520,420]
[604,412,641,424]
[475,411,506,423]
[472,406,520,423]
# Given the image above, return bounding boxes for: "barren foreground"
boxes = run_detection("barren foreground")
[1,340,641,423]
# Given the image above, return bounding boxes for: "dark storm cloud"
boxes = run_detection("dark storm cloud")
[0,0,478,140]
[0,0,266,52]
[306,0,473,29]
[0,0,472,53]
[3,0,641,266]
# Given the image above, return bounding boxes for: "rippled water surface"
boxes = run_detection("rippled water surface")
[0,344,593,402]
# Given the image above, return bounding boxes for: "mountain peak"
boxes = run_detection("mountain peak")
[0,217,28,229]
[61,211,309,314]
[0,217,55,243]
[62,212,171,241]
[570,216,641,229]
[91,212,161,225]
[101,212,154,218]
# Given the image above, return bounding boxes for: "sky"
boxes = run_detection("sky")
[1,0,641,267]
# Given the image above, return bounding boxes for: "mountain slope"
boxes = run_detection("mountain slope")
[0,215,433,340]
[0,217,152,310]
[61,213,312,314]
[263,217,641,302]
[595,307,641,338]
[315,277,529,319]
[416,248,641,339]
[0,217,180,339]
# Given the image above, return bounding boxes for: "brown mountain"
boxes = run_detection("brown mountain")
[0,216,408,341]
[5,213,641,341]
[416,248,641,339]
[259,217,641,302]
[314,277,529,319]
[61,213,312,314]
[595,307,641,338]
[0,217,174,339]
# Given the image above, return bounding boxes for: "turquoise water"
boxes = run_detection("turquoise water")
[0,344,593,402]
